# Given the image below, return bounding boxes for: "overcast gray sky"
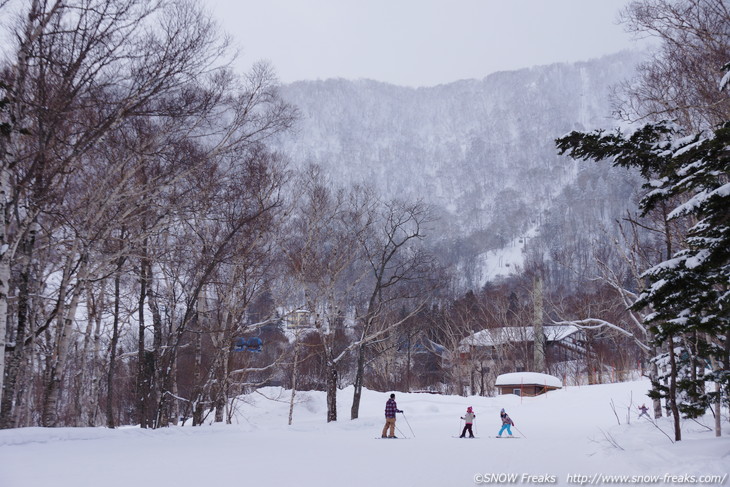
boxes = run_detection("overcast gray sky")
[208,0,643,87]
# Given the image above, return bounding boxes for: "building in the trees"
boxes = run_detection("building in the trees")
[452,325,587,393]
[495,371,563,396]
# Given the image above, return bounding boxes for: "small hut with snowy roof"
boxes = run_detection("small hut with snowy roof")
[495,372,562,396]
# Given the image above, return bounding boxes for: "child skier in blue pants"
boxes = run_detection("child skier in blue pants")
[498,408,514,437]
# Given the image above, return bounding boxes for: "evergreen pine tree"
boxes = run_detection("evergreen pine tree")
[556,117,730,440]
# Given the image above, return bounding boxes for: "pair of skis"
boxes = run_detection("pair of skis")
[377,412,415,439]
[378,435,521,439]
[452,435,521,439]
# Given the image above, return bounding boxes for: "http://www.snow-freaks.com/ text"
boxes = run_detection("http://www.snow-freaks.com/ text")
[473,472,728,485]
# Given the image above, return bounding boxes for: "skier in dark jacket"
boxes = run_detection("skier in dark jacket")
[381,393,403,438]
[497,408,514,437]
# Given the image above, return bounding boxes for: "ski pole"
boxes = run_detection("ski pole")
[401,412,416,438]
[459,418,464,436]
[395,423,408,439]
[513,425,527,439]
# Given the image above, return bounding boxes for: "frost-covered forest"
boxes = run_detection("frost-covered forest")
[0,0,728,447]
[274,52,647,290]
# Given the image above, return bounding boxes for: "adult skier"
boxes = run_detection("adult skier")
[497,408,514,437]
[381,393,403,438]
[459,406,476,438]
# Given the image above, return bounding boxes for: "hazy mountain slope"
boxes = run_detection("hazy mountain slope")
[274,51,646,288]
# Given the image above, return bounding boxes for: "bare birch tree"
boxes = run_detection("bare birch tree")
[350,198,438,418]
[279,167,370,422]
[0,0,296,428]
[616,0,730,131]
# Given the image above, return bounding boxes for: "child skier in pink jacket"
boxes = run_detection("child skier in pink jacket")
[460,406,476,438]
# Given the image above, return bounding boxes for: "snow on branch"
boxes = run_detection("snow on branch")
[229,361,281,376]
[720,62,730,92]
[551,318,652,352]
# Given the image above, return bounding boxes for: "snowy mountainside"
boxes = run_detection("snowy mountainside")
[274,51,646,287]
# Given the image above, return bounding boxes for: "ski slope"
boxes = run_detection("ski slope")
[0,379,727,487]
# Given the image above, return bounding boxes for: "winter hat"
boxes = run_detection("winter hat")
[500,408,505,413]
[467,407,473,412]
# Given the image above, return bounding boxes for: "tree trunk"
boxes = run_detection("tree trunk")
[214,336,231,424]
[42,253,88,427]
[106,256,125,428]
[533,275,546,373]
[88,293,104,426]
[192,328,204,426]
[288,334,301,425]
[77,280,104,426]
[406,334,412,392]
[350,310,377,420]
[650,340,663,419]
[136,242,151,428]
[214,392,225,424]
[148,294,165,428]
[480,362,486,396]
[668,335,681,441]
[350,343,365,420]
[0,165,10,415]
[709,333,724,437]
[0,220,38,428]
[15,342,33,427]
[326,363,337,423]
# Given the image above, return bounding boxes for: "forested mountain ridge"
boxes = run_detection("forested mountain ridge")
[274,50,647,288]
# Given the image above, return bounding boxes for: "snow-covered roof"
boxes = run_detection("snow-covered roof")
[459,325,581,348]
[495,372,562,389]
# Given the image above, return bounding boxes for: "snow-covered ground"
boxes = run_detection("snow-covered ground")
[474,227,538,285]
[1,379,728,487]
